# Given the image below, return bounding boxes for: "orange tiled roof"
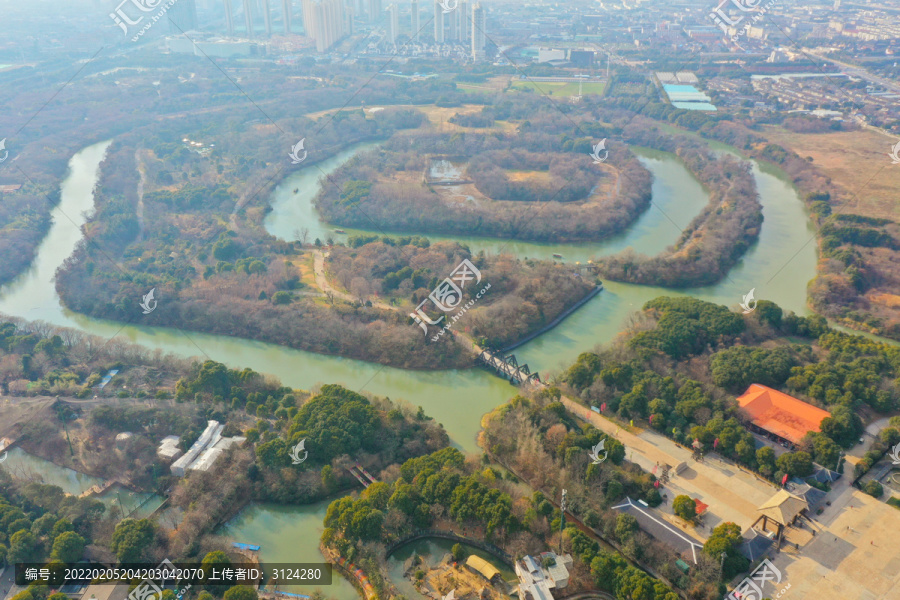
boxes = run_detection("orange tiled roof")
[693,499,709,515]
[736,384,830,445]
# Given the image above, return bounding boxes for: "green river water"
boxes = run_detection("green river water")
[0,138,821,600]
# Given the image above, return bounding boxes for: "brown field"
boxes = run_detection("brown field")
[506,169,555,185]
[304,103,516,133]
[761,126,899,220]
[0,396,55,440]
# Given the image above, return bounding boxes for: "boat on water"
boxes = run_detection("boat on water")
[334,229,346,234]
[552,253,563,259]
[293,188,299,193]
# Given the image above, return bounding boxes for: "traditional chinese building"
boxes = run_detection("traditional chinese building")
[736,384,831,448]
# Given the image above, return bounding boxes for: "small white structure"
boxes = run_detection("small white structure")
[115,432,133,449]
[157,435,183,461]
[515,553,572,600]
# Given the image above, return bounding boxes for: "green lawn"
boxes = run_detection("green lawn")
[510,80,605,97]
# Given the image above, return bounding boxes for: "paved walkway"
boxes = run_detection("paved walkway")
[765,485,900,600]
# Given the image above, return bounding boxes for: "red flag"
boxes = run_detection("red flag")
[601,403,607,411]
[649,414,654,424]
[782,473,789,485]
[654,480,660,488]
[714,438,719,449]
[652,464,658,474]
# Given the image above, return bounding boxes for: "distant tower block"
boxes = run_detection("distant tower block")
[369,0,382,23]
[243,0,254,35]
[283,0,292,32]
[448,3,458,40]
[470,1,484,59]
[410,0,420,40]
[224,0,235,34]
[457,0,468,43]
[433,0,444,42]
[388,3,400,43]
[262,0,272,35]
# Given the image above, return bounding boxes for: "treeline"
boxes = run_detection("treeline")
[327,238,597,348]
[248,384,449,503]
[560,297,898,478]
[0,477,101,567]
[314,126,653,243]
[595,126,762,287]
[467,150,602,204]
[323,447,518,548]
[57,241,471,369]
[810,208,900,340]
[0,316,188,398]
[321,446,524,600]
[579,88,898,338]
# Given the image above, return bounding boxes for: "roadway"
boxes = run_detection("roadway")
[0,566,16,600]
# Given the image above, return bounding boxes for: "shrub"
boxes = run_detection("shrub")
[863,480,883,498]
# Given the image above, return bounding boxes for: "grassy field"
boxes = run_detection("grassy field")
[456,75,509,94]
[510,80,606,97]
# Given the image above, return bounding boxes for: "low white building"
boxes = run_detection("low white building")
[537,48,566,63]
[189,434,246,473]
[169,421,245,476]
[157,435,183,461]
[170,421,221,476]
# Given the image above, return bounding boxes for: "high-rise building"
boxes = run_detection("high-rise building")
[388,3,400,43]
[448,3,458,40]
[262,0,272,35]
[433,1,444,42]
[457,0,467,43]
[410,0,420,41]
[169,0,199,31]
[283,0,293,32]
[345,2,354,36]
[471,1,484,59]
[243,0,254,35]
[223,0,235,35]
[302,0,347,51]
[369,0,382,23]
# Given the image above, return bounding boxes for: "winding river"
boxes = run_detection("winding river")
[0,140,818,450]
[0,138,821,600]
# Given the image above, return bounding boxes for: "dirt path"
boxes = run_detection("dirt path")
[312,249,395,311]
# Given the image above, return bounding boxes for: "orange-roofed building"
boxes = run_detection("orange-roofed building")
[736,384,830,448]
